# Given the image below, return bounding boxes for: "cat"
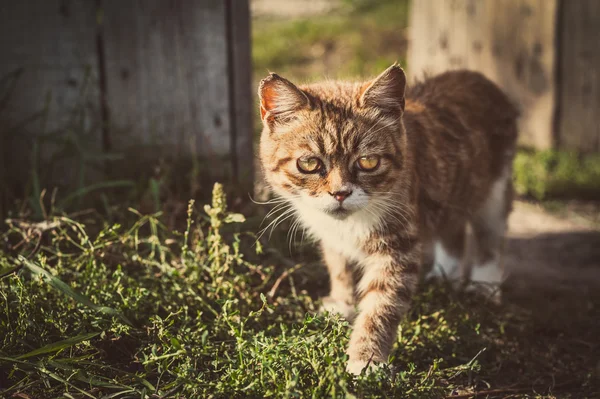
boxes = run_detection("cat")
[257,64,518,375]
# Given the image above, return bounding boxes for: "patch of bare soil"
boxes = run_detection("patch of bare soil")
[499,201,600,396]
[506,201,600,291]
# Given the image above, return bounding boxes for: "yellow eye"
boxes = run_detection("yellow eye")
[357,155,380,171]
[297,157,322,173]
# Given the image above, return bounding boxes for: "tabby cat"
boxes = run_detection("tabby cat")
[257,64,518,374]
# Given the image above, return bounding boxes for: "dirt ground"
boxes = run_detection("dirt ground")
[498,201,600,395]
[505,201,600,293]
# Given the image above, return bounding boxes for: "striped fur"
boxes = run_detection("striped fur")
[258,65,519,374]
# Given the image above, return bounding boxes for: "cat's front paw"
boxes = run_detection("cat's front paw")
[319,296,356,321]
[346,358,383,375]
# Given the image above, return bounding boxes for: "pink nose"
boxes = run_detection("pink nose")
[330,190,352,203]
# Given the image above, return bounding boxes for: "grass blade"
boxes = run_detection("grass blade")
[19,256,133,326]
[58,180,135,210]
[16,332,100,360]
[0,264,21,279]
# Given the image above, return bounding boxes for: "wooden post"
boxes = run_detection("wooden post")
[0,0,254,215]
[100,0,253,186]
[0,0,100,201]
[225,0,254,188]
[556,0,600,153]
[408,0,558,150]
[101,0,232,157]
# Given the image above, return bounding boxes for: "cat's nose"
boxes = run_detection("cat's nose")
[330,190,353,203]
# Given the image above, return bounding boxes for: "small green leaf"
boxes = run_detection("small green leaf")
[17,332,100,359]
[170,337,182,350]
[224,213,246,224]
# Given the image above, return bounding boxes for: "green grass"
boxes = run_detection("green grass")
[514,149,600,200]
[1,184,597,398]
[253,0,410,84]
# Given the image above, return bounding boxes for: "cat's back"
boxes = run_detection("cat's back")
[404,70,518,181]
[406,70,519,139]
[402,70,519,231]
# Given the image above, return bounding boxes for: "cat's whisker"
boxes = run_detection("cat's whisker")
[257,206,296,242]
[261,204,298,240]
[263,202,292,221]
[369,195,414,220]
[251,198,288,205]
[248,194,289,205]
[289,216,305,253]
[299,224,308,246]
[260,196,300,220]
[381,203,414,227]
[363,206,387,233]
[259,203,294,229]
[369,203,401,227]
[287,217,300,253]
[380,203,412,230]
[251,193,301,206]
[268,211,297,241]
[293,218,303,248]
[376,200,411,218]
[369,201,411,237]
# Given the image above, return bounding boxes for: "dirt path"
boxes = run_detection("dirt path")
[498,201,600,393]
[506,201,600,293]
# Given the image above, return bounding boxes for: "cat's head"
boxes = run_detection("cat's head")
[258,64,408,221]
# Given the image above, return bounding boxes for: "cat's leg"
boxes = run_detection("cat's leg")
[468,166,513,299]
[319,244,356,321]
[426,224,466,285]
[346,239,421,375]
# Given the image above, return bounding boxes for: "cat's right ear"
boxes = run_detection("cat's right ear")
[358,63,406,114]
[258,73,310,125]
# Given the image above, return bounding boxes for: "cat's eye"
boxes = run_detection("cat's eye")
[357,155,380,171]
[297,157,322,173]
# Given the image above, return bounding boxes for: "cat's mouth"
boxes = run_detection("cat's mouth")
[326,207,351,220]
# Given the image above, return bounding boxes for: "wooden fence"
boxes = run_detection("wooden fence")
[0,0,252,214]
[408,0,600,153]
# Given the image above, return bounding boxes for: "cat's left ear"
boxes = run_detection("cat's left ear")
[258,73,310,125]
[358,63,406,114]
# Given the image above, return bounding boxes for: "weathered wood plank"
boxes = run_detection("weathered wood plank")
[558,0,600,152]
[408,0,558,150]
[101,0,231,160]
[0,0,254,216]
[0,0,100,202]
[225,0,254,187]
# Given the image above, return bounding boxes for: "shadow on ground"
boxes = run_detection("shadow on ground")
[413,229,600,397]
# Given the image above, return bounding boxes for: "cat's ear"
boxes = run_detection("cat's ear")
[258,73,310,124]
[359,63,406,113]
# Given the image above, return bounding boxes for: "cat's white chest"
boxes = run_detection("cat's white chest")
[296,206,377,262]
